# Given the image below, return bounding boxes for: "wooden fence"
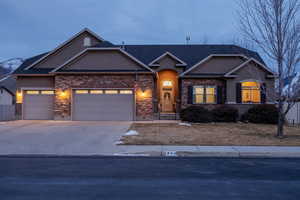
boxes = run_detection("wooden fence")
[0,105,15,121]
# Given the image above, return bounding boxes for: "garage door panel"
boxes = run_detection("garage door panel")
[24,93,54,120]
[73,92,134,121]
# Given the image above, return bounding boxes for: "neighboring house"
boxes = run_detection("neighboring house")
[0,75,16,105]
[13,28,276,121]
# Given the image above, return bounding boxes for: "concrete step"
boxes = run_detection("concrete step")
[159,113,179,120]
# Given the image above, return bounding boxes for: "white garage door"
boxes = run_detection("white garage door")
[23,90,54,120]
[72,89,134,121]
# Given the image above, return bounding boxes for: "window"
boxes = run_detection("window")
[120,90,133,94]
[105,90,118,94]
[163,81,172,87]
[26,90,39,95]
[242,82,261,103]
[83,37,91,47]
[41,90,54,95]
[90,90,103,94]
[75,90,89,94]
[193,86,216,104]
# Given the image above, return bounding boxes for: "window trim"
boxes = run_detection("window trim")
[193,85,217,104]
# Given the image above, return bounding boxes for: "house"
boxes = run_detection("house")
[0,75,16,105]
[13,28,276,121]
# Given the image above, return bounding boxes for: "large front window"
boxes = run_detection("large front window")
[193,86,216,104]
[242,82,261,103]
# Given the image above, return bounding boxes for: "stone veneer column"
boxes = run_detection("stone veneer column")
[135,75,154,120]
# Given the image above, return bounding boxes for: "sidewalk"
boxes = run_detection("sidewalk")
[113,145,300,158]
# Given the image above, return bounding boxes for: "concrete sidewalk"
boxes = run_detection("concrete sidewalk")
[113,145,300,158]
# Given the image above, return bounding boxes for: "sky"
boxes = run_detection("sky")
[0,0,240,61]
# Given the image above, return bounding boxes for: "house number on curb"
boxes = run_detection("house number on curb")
[166,151,177,156]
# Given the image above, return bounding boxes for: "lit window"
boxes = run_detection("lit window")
[105,90,118,94]
[120,90,133,94]
[193,86,216,104]
[90,90,103,94]
[75,90,89,94]
[242,82,261,103]
[41,90,54,95]
[26,90,39,95]
[163,81,172,87]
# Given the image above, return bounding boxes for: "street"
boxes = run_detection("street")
[0,157,300,199]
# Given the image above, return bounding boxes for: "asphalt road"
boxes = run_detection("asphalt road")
[0,157,300,200]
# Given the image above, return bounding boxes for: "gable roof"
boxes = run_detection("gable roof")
[180,54,248,76]
[123,45,264,70]
[148,51,187,67]
[0,75,16,94]
[51,48,155,73]
[14,43,265,75]
[24,28,104,70]
[0,86,15,96]
[224,58,276,77]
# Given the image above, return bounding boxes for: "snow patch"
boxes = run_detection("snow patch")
[124,130,139,136]
[114,141,124,145]
[178,122,192,127]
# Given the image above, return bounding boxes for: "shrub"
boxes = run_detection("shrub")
[180,106,212,123]
[241,104,278,124]
[212,106,239,122]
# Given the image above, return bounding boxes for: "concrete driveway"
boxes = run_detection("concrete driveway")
[0,120,132,155]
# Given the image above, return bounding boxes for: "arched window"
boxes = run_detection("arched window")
[83,37,91,47]
[241,81,261,103]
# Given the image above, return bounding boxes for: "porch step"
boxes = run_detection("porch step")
[159,113,180,120]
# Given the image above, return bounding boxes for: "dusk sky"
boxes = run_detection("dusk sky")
[0,0,240,61]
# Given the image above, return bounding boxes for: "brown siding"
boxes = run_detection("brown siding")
[226,62,275,103]
[187,56,246,74]
[154,55,184,73]
[33,32,100,69]
[54,74,154,120]
[62,50,145,70]
[16,76,55,89]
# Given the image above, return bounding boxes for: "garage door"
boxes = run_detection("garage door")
[23,90,54,120]
[72,89,134,121]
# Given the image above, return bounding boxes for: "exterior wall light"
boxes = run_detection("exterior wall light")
[16,90,23,103]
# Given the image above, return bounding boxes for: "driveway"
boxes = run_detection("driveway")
[0,120,131,155]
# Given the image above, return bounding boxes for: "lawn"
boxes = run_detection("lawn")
[120,123,300,146]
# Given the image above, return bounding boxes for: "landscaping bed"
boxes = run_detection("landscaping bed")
[120,123,300,146]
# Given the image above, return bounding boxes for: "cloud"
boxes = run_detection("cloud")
[0,0,238,61]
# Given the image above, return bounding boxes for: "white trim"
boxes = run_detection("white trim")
[224,58,276,77]
[50,47,155,73]
[180,54,248,76]
[148,51,187,67]
[24,28,104,70]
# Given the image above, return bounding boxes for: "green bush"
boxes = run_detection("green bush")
[212,106,239,122]
[180,106,212,123]
[241,104,278,124]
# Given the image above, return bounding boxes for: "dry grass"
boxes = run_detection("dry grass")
[121,123,300,146]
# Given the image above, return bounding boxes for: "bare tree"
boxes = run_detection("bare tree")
[237,0,300,138]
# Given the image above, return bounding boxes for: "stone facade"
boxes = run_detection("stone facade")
[180,78,225,109]
[54,74,154,120]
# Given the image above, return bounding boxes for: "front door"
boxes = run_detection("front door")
[161,88,174,112]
